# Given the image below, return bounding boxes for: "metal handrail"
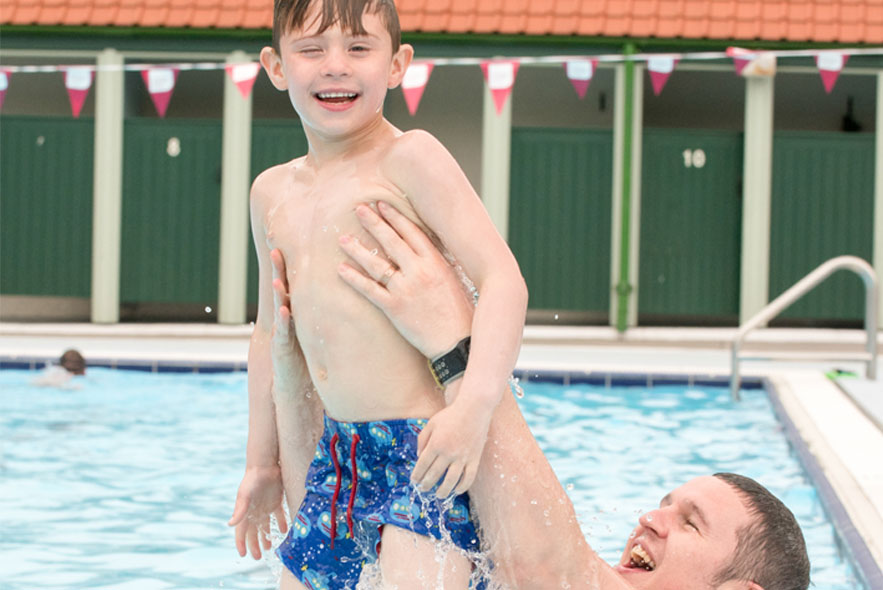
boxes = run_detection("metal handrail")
[731,256,879,401]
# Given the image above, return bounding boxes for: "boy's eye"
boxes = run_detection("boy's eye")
[350,45,370,52]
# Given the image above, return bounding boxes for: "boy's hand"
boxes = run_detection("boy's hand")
[411,394,493,497]
[228,465,288,560]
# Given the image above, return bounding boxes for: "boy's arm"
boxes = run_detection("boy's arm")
[383,131,529,496]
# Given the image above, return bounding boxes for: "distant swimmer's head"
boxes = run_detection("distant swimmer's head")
[60,349,86,375]
[271,0,402,54]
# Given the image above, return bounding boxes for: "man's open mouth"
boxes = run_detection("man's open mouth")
[316,91,359,103]
[628,543,657,571]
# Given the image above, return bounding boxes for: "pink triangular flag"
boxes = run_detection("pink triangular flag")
[65,67,94,118]
[481,60,520,115]
[401,62,434,116]
[727,47,776,77]
[0,70,9,112]
[225,63,261,99]
[564,59,597,99]
[141,67,179,117]
[816,52,849,94]
[647,57,678,95]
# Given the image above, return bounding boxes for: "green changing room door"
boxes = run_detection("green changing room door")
[508,128,613,322]
[120,119,223,307]
[770,132,874,325]
[639,129,743,325]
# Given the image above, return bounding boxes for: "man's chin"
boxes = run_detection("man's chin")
[613,563,656,587]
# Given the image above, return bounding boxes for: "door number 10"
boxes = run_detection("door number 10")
[682,149,707,168]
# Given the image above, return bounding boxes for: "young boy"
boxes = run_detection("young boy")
[228,0,527,587]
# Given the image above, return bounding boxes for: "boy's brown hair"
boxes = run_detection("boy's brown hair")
[272,0,401,54]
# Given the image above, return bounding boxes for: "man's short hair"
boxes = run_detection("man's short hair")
[271,0,401,54]
[712,472,810,590]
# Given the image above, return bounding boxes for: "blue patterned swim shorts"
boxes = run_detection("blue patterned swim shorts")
[277,414,483,589]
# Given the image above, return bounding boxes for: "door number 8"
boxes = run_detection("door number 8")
[682,149,706,168]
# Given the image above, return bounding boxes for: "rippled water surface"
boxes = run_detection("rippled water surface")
[0,369,866,589]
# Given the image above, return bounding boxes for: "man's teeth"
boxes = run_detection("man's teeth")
[630,544,656,571]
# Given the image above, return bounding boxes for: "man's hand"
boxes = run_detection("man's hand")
[410,394,493,497]
[228,465,288,560]
[338,200,474,359]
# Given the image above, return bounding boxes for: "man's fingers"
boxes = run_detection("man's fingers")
[376,200,435,258]
[338,233,399,285]
[270,248,287,285]
[354,204,415,269]
[338,262,391,309]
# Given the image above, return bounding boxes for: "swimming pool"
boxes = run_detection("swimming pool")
[0,368,868,589]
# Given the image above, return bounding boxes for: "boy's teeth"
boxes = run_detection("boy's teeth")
[318,92,356,99]
[629,544,657,571]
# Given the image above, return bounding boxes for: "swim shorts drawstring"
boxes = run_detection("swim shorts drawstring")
[328,432,361,549]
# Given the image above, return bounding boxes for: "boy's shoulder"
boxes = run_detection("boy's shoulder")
[251,156,308,198]
[381,129,455,182]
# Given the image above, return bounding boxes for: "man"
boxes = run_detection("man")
[248,202,811,589]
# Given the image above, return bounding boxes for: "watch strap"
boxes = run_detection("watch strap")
[428,336,471,387]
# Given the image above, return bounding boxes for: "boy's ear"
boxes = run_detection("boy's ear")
[260,47,288,91]
[387,43,414,89]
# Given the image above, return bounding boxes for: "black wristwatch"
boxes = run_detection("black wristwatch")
[428,336,471,387]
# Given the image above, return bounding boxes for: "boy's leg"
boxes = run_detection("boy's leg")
[279,568,308,590]
[377,526,472,589]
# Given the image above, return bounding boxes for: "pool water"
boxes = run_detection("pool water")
[0,368,867,589]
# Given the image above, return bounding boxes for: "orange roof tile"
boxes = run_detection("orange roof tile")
[2,0,881,44]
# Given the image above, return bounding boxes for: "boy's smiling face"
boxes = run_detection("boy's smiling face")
[261,1,412,142]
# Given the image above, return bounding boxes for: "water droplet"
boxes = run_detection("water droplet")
[322,225,328,232]
[566,483,574,491]
[530,499,538,505]
[370,248,378,256]
[554,313,559,320]
[511,475,518,482]
[204,306,212,313]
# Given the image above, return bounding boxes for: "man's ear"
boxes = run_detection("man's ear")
[260,47,288,91]
[387,43,414,89]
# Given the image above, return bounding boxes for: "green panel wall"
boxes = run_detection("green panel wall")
[247,120,309,307]
[508,128,613,314]
[639,129,743,323]
[770,132,874,323]
[120,119,222,303]
[0,116,94,297]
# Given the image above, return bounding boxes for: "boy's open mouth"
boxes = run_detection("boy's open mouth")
[316,91,359,104]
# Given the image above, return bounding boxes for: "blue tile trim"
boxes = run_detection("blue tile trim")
[0,355,246,374]
[765,378,882,590]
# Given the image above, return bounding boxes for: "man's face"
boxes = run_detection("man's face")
[614,476,754,590]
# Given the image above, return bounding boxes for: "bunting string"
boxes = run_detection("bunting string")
[1,46,882,117]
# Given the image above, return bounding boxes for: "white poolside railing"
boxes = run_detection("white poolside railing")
[730,256,879,401]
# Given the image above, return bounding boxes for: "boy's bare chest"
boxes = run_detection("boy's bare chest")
[264,173,420,266]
